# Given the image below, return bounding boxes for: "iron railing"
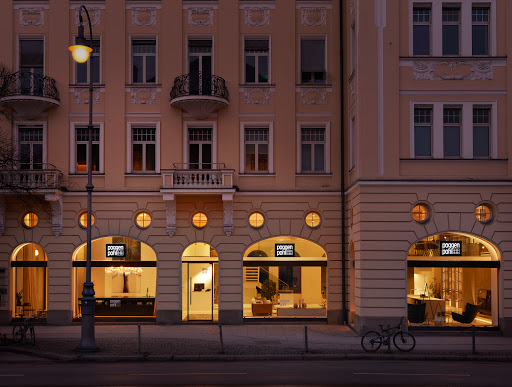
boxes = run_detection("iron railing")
[170,72,229,101]
[0,71,60,101]
[0,167,62,190]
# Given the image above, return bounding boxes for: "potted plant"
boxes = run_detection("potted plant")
[260,279,277,303]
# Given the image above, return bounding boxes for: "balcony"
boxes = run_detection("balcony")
[0,71,60,119]
[161,163,234,193]
[170,72,229,119]
[0,167,62,192]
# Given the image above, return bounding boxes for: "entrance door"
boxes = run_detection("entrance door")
[182,262,217,321]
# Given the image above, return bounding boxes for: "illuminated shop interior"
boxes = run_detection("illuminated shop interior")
[243,237,327,319]
[407,233,499,327]
[72,237,157,318]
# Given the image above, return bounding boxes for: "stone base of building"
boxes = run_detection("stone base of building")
[499,318,512,337]
[354,314,407,335]
[327,309,344,324]
[156,310,181,324]
[220,309,243,324]
[47,310,72,325]
[0,310,10,325]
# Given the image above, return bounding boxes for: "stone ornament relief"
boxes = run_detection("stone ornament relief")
[165,200,176,237]
[349,78,356,96]
[188,8,213,26]
[413,60,493,80]
[301,7,326,27]
[19,8,44,26]
[132,7,156,27]
[245,7,270,26]
[74,89,100,105]
[243,88,270,104]
[300,88,328,105]
[45,192,62,237]
[75,7,100,26]
[223,200,234,237]
[130,88,157,104]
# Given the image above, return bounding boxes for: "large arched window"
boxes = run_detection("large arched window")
[407,233,499,328]
[11,243,47,319]
[243,237,327,319]
[72,237,157,318]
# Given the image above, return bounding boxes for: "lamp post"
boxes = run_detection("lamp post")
[69,5,98,352]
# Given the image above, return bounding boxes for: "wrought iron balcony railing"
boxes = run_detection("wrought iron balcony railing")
[162,163,234,189]
[0,71,60,101]
[170,72,229,101]
[0,167,62,190]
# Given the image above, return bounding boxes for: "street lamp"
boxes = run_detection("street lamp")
[69,5,98,352]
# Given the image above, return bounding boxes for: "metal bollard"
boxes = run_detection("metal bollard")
[304,325,309,353]
[472,325,476,354]
[137,324,141,354]
[219,324,225,354]
[387,325,391,352]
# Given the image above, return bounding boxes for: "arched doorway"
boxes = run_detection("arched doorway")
[11,243,47,319]
[407,232,499,327]
[243,236,327,319]
[181,243,219,322]
[72,237,157,318]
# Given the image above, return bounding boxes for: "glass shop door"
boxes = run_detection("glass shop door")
[183,262,217,321]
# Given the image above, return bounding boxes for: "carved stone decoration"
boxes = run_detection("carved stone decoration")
[300,88,328,105]
[45,192,62,237]
[165,198,176,238]
[0,196,5,237]
[188,8,213,26]
[301,7,327,27]
[413,60,493,80]
[75,7,100,26]
[132,7,156,26]
[245,7,270,26]
[222,193,233,237]
[243,88,270,104]
[349,78,356,96]
[130,88,157,104]
[350,0,356,15]
[74,90,100,105]
[19,8,44,26]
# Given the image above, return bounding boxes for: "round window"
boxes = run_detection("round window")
[305,211,321,228]
[22,212,38,228]
[136,211,152,228]
[412,204,429,223]
[78,211,95,228]
[476,204,492,223]
[192,212,208,229]
[249,212,265,228]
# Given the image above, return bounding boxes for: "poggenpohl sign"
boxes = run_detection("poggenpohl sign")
[440,241,462,256]
[106,244,126,258]
[275,243,295,257]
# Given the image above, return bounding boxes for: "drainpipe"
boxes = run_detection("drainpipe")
[340,1,347,325]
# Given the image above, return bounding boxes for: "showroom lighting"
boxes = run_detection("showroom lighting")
[105,267,144,276]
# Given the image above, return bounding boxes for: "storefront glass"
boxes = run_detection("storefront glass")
[243,237,327,319]
[72,237,156,318]
[407,233,499,327]
[11,243,47,319]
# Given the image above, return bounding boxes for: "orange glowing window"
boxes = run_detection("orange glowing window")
[476,205,492,223]
[136,211,152,228]
[412,204,429,223]
[192,212,208,228]
[249,212,265,228]
[23,212,38,228]
[79,212,95,228]
[305,211,321,228]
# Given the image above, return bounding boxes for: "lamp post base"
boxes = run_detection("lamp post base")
[76,281,99,352]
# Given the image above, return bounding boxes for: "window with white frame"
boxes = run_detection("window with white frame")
[188,128,212,170]
[132,128,156,172]
[414,107,432,157]
[244,38,269,84]
[76,38,100,84]
[18,125,44,170]
[19,39,44,96]
[244,128,269,173]
[472,7,489,55]
[132,39,156,83]
[75,127,100,172]
[301,128,326,173]
[473,107,490,157]
[442,7,460,55]
[413,7,431,55]
[300,37,326,83]
[443,107,461,157]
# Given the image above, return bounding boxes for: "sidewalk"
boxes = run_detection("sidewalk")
[2,323,512,362]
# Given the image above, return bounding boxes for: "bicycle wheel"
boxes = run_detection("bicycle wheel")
[13,325,23,343]
[361,331,382,352]
[393,331,416,352]
[27,326,35,346]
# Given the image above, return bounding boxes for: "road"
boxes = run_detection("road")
[0,359,511,386]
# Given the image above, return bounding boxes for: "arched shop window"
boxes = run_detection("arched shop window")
[243,237,327,319]
[11,243,47,319]
[407,233,499,327]
[72,237,156,318]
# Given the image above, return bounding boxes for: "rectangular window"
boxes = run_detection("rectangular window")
[76,38,100,84]
[132,40,156,83]
[188,39,212,95]
[473,108,490,157]
[245,128,269,172]
[442,7,460,55]
[472,7,489,55]
[414,108,432,157]
[443,108,461,157]
[18,126,43,170]
[132,128,156,172]
[75,127,100,172]
[244,39,269,84]
[188,128,212,169]
[300,38,326,83]
[301,128,325,172]
[413,7,431,55]
[19,39,44,95]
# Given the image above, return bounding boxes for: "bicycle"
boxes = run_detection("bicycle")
[361,317,415,352]
[12,316,36,345]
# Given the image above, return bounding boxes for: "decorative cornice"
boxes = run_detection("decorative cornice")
[75,6,100,26]
[19,8,44,26]
[301,7,326,26]
[413,60,494,81]
[188,8,213,26]
[132,7,156,26]
[130,88,157,104]
[299,87,328,104]
[245,7,270,26]
[74,89,100,105]
[243,87,270,104]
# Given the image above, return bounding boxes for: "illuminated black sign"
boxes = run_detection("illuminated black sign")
[275,244,295,257]
[440,241,462,256]
[106,244,126,258]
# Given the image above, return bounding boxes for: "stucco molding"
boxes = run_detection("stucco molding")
[243,87,270,104]
[74,89,100,105]
[45,192,62,237]
[413,60,494,81]
[299,87,328,105]
[188,8,213,26]
[130,88,157,104]
[132,7,156,26]
[75,7,100,26]
[165,197,176,237]
[223,193,233,237]
[244,7,270,26]
[0,196,5,237]
[301,7,326,26]
[19,8,44,26]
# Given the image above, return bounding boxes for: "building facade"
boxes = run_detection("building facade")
[345,0,512,335]
[0,0,342,325]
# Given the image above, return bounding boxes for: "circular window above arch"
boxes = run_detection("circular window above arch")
[305,211,321,228]
[78,211,95,228]
[135,211,152,229]
[411,204,430,223]
[192,212,208,229]
[249,212,265,229]
[476,204,493,224]
[22,212,38,228]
